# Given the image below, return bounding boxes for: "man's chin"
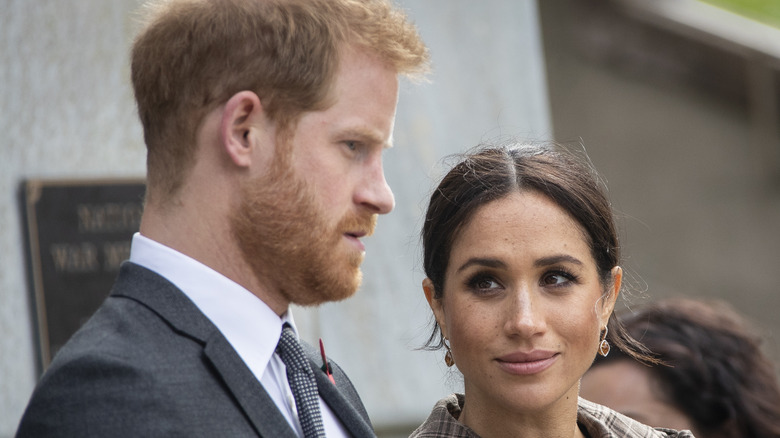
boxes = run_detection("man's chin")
[291,268,363,306]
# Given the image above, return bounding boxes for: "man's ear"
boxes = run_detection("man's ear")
[423,278,447,338]
[220,90,267,168]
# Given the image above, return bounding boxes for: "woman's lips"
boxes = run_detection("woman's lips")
[495,350,559,375]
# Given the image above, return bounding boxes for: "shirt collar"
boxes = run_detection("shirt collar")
[128,232,297,381]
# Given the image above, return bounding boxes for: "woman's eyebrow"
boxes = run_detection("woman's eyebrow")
[534,254,583,268]
[456,257,507,273]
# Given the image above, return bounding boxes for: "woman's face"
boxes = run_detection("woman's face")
[425,190,620,416]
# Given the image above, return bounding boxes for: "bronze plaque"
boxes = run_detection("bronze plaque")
[22,179,146,371]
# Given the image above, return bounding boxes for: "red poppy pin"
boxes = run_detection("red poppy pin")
[319,339,335,385]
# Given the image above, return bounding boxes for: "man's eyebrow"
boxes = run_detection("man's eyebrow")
[456,258,507,273]
[534,255,583,268]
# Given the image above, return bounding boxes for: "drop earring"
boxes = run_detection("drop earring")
[443,337,455,367]
[599,326,611,357]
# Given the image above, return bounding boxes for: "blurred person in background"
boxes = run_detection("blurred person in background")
[581,297,780,438]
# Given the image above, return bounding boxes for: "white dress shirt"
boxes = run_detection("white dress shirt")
[129,233,349,437]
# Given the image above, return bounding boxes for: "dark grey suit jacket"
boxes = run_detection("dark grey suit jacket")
[16,262,376,437]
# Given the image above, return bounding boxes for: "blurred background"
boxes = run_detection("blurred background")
[539,0,780,375]
[1,0,778,436]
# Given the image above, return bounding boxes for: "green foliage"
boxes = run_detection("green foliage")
[699,0,780,28]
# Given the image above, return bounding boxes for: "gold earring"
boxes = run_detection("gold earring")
[599,326,611,357]
[443,337,455,367]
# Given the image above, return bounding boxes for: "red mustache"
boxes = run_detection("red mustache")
[339,213,378,237]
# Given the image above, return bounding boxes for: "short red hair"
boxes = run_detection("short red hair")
[131,0,429,200]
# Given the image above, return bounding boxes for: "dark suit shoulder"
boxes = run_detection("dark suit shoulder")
[17,299,195,436]
[16,269,259,437]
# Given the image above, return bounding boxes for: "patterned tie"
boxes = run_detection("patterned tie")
[276,324,326,438]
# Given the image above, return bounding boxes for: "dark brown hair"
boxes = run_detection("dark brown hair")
[592,298,780,438]
[421,142,652,362]
[131,0,429,200]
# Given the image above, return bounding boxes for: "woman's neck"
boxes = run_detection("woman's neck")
[458,394,585,438]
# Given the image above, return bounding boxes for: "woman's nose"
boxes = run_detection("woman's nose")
[503,287,546,338]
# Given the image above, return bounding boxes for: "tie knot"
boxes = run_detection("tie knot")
[277,325,310,374]
[275,324,326,438]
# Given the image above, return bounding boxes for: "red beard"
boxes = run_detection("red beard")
[230,156,376,306]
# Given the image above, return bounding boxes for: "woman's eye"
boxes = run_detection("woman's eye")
[541,271,574,287]
[476,279,497,289]
[467,275,501,293]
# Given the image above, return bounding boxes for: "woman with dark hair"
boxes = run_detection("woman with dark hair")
[411,142,692,437]
[581,298,780,438]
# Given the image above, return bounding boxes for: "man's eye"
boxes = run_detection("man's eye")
[344,141,357,151]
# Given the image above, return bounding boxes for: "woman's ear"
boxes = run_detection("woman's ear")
[220,90,267,168]
[423,278,447,337]
[600,266,622,325]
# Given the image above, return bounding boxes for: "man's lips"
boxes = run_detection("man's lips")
[495,350,559,375]
[344,231,367,251]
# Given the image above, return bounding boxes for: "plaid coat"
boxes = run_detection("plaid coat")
[409,394,695,438]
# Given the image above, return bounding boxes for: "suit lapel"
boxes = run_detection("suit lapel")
[204,334,297,438]
[113,262,297,438]
[312,369,376,438]
[301,341,375,437]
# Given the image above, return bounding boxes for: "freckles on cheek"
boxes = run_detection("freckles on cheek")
[449,302,484,340]
[471,305,494,328]
[557,313,595,345]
